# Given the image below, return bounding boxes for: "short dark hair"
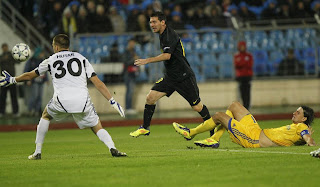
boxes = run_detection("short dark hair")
[301,105,314,126]
[53,34,70,49]
[151,11,166,22]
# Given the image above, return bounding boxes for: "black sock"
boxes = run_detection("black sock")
[198,105,211,121]
[143,104,156,129]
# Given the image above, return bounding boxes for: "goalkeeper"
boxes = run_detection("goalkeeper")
[173,101,316,148]
[0,34,127,159]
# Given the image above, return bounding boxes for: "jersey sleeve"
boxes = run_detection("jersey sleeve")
[162,31,179,54]
[83,58,96,78]
[298,123,310,137]
[35,59,49,76]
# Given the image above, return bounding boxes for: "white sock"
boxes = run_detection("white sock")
[34,118,50,154]
[96,129,116,150]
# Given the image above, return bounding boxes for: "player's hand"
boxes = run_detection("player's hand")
[310,148,320,158]
[134,59,148,66]
[0,71,16,87]
[109,97,125,118]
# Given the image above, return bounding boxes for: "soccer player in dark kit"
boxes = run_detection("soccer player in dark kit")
[130,11,216,143]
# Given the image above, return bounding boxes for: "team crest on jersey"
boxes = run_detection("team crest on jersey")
[287,125,291,130]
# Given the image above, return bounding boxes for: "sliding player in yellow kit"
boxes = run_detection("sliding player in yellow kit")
[173,101,316,148]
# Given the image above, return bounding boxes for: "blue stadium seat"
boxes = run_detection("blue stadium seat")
[253,50,268,76]
[261,38,276,50]
[246,40,259,51]
[220,31,233,44]
[302,47,316,74]
[189,32,200,43]
[118,44,126,54]
[136,71,148,82]
[220,62,233,78]
[194,41,210,54]
[182,42,193,54]
[218,52,233,78]
[269,30,284,40]
[202,32,218,43]
[303,28,317,47]
[277,39,293,49]
[244,31,252,41]
[225,42,235,51]
[135,43,143,57]
[93,47,103,59]
[202,54,219,79]
[117,35,132,45]
[102,45,110,57]
[253,31,267,42]
[285,29,295,40]
[101,36,116,46]
[269,50,284,75]
[218,52,233,64]
[142,43,152,57]
[187,53,201,67]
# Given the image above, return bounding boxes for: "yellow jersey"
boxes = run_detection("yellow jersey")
[263,123,310,146]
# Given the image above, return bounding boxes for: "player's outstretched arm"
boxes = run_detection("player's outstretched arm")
[0,70,38,87]
[90,75,125,117]
[134,53,171,66]
[303,134,316,146]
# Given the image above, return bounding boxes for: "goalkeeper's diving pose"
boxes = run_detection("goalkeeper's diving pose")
[0,34,127,159]
[173,101,316,148]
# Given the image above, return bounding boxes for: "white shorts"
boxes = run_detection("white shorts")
[46,96,99,129]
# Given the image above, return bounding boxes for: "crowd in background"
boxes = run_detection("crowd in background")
[8,0,320,39]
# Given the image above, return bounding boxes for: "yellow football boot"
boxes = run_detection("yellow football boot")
[194,138,220,148]
[129,126,150,137]
[172,122,194,140]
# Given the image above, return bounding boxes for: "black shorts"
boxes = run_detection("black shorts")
[151,76,200,106]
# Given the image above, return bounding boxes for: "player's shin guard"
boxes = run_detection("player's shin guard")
[190,117,216,136]
[34,118,50,154]
[97,129,116,150]
[142,104,156,129]
[198,105,211,121]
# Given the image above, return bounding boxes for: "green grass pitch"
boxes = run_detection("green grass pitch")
[0,119,319,186]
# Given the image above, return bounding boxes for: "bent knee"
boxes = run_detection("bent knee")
[229,101,241,110]
[192,104,203,112]
[146,94,156,105]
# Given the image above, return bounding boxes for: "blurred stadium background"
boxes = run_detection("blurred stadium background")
[0,0,320,121]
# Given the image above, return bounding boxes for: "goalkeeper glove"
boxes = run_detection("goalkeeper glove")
[109,97,125,117]
[310,148,320,158]
[0,71,16,87]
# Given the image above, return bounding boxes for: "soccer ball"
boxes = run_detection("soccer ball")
[11,43,31,62]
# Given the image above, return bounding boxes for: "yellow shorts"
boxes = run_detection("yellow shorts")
[227,114,261,148]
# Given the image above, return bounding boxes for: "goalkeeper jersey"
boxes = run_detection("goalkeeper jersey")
[263,123,310,146]
[35,51,96,113]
